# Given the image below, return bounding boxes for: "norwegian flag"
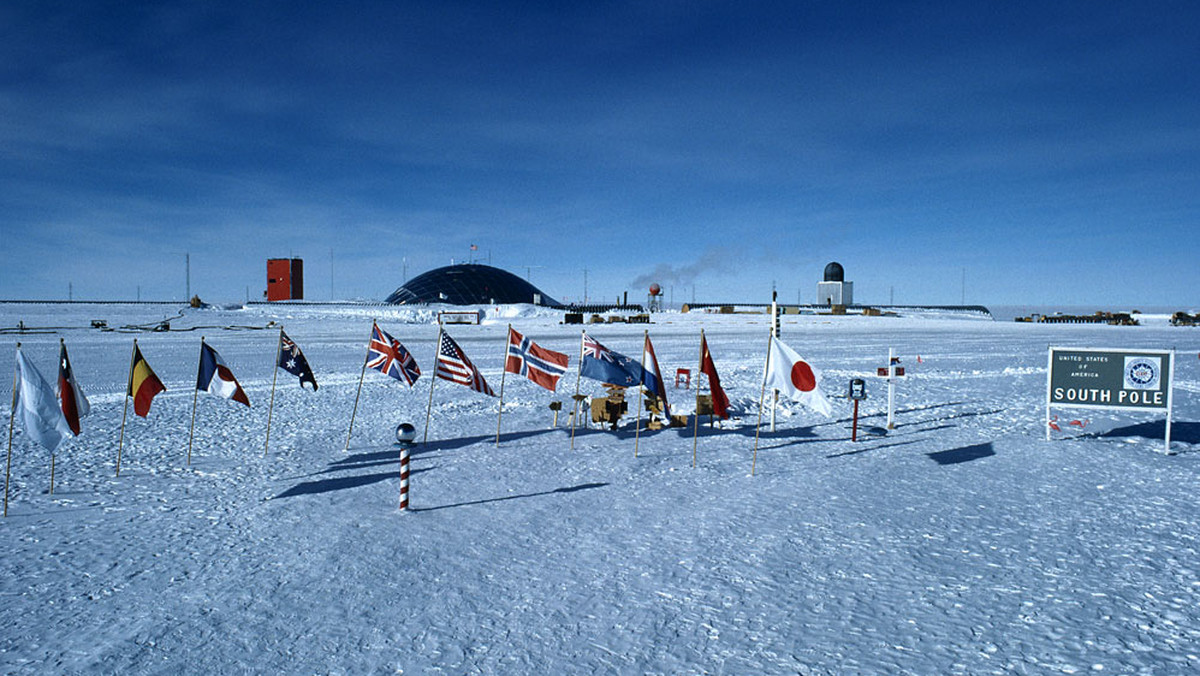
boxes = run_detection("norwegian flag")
[367,323,421,386]
[505,327,569,391]
[436,331,494,396]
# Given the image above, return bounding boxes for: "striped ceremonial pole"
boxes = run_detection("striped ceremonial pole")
[398,445,410,511]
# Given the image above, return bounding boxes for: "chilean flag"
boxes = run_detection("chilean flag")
[57,340,91,435]
[197,342,250,407]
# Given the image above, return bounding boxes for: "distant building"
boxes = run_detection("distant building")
[267,258,304,301]
[816,261,853,306]
[385,264,561,306]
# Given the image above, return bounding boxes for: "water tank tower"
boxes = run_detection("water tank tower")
[647,283,663,312]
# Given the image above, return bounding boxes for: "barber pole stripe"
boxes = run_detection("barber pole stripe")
[398,447,410,511]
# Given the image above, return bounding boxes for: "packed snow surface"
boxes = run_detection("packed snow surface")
[1,303,1198,674]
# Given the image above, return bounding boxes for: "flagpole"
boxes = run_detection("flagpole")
[264,327,283,457]
[186,337,204,466]
[51,338,68,495]
[344,321,373,452]
[634,330,647,458]
[423,326,443,446]
[693,330,703,468]
[116,339,137,477]
[752,326,773,477]
[495,325,510,446]
[5,344,20,517]
[570,330,583,450]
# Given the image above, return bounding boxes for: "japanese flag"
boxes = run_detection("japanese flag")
[764,336,833,417]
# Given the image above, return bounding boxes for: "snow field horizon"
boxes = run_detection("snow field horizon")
[1,302,1198,674]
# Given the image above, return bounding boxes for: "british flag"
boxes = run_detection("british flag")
[436,331,494,396]
[367,323,421,386]
[506,327,569,391]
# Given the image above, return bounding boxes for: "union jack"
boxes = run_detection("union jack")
[583,333,614,362]
[506,327,569,391]
[367,323,421,386]
[436,331,494,396]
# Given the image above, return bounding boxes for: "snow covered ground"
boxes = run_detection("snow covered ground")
[1,302,1198,674]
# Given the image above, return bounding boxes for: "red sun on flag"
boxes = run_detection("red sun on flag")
[791,361,817,391]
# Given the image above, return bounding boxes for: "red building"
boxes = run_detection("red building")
[267,258,304,301]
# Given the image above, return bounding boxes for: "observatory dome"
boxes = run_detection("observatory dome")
[823,262,845,282]
[385,264,561,306]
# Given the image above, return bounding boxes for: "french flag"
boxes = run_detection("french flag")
[197,341,250,407]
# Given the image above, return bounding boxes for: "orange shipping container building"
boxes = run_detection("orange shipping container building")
[267,258,304,301]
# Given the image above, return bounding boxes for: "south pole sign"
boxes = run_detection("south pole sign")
[1046,347,1174,452]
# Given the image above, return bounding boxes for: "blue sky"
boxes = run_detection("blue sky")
[2,1,1197,307]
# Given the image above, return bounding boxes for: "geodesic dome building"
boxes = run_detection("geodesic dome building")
[385,264,561,306]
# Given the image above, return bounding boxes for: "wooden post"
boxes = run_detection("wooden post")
[634,331,647,457]
[5,344,19,517]
[570,331,584,450]
[692,329,703,468]
[495,324,510,446]
[264,327,282,457]
[752,329,773,476]
[115,339,137,477]
[422,327,442,446]
[186,337,203,465]
[344,321,374,452]
[852,398,860,442]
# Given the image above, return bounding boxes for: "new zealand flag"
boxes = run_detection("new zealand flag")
[580,332,643,387]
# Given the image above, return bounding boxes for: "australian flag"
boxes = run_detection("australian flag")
[278,330,318,390]
[580,332,643,387]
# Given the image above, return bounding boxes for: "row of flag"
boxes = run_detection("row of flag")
[9,324,837,453]
[8,323,835,480]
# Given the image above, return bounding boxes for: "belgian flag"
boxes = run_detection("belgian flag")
[128,342,166,417]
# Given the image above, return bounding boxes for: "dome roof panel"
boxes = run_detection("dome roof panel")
[385,264,561,306]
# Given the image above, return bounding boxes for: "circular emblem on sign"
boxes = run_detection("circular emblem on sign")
[1124,357,1160,390]
[790,361,816,392]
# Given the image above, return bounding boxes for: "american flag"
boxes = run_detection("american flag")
[505,327,569,391]
[367,323,421,386]
[436,331,494,396]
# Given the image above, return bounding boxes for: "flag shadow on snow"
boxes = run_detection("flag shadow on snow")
[421,427,559,452]
[826,438,922,458]
[412,482,609,513]
[274,467,435,499]
[927,442,994,465]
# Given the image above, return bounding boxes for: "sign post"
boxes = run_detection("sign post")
[848,378,867,442]
[1046,347,1175,454]
[875,349,905,429]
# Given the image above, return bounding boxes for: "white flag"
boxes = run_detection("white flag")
[15,348,74,451]
[764,336,834,417]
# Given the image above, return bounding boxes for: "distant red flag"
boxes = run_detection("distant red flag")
[699,333,730,419]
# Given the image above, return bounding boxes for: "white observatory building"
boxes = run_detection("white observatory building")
[816,261,853,306]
